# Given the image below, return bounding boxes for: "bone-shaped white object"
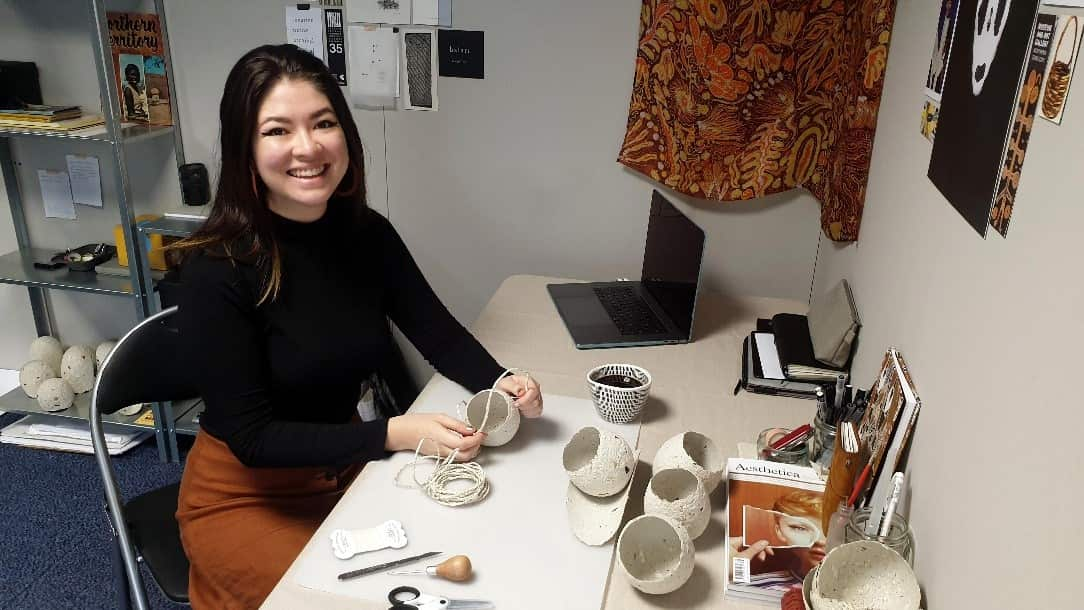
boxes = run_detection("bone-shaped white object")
[330,519,408,560]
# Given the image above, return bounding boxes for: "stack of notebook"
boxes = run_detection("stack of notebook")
[0,414,150,455]
[736,280,861,397]
[0,104,104,131]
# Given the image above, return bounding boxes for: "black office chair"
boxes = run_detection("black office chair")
[90,306,197,609]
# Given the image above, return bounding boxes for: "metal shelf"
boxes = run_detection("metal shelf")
[174,399,204,436]
[0,123,174,145]
[0,248,135,296]
[0,385,150,431]
[139,215,204,238]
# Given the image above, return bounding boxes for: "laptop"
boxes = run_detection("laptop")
[547,190,706,349]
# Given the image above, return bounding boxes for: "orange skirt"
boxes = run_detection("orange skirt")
[176,432,359,610]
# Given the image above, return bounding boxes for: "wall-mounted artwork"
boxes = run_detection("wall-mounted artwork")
[928,0,1040,237]
[920,99,940,142]
[1039,15,1081,124]
[990,13,1057,237]
[926,0,962,102]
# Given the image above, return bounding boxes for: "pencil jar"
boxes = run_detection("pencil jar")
[844,507,914,566]
[809,410,837,470]
[756,428,810,466]
[587,364,651,424]
[1043,16,1077,120]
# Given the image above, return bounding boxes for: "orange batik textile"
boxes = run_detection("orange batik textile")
[618,0,896,241]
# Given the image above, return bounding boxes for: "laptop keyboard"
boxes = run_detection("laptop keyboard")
[593,286,667,336]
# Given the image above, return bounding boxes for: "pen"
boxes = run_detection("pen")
[877,472,906,537]
[833,374,847,418]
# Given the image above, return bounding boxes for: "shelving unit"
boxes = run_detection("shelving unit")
[0,0,191,462]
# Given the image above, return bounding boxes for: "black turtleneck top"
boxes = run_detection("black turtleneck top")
[176,205,503,468]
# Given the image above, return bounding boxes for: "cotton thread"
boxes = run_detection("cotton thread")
[394,369,535,507]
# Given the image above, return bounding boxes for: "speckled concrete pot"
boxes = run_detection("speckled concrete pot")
[95,340,117,369]
[60,345,96,394]
[652,431,724,494]
[37,378,75,412]
[29,336,63,376]
[643,468,710,539]
[616,514,694,595]
[811,541,920,610]
[19,360,57,398]
[459,389,520,447]
[563,426,635,497]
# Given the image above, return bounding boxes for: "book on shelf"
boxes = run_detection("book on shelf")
[107,11,173,126]
[852,348,921,534]
[0,104,82,122]
[0,414,150,456]
[0,114,105,132]
[724,458,827,604]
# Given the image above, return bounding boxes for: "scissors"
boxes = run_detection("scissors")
[387,585,494,610]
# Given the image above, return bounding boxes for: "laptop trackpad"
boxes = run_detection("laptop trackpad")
[560,295,613,327]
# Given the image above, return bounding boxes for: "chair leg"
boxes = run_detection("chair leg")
[112,534,133,610]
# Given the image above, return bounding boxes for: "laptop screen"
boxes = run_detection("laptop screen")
[640,190,705,338]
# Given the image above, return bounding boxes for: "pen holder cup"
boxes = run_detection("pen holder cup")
[757,428,810,465]
[587,364,651,424]
[844,507,915,566]
[458,389,520,447]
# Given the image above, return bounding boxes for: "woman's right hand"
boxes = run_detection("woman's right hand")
[385,413,487,462]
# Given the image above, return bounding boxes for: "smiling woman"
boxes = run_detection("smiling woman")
[166,45,543,609]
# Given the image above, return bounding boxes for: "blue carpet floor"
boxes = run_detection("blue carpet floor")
[0,412,192,609]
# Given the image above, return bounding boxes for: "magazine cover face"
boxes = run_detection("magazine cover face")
[727,479,826,593]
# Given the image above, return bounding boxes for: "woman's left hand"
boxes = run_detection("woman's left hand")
[497,374,543,418]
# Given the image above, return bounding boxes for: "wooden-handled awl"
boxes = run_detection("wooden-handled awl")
[388,554,473,582]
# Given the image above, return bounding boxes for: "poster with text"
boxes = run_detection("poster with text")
[928,0,1040,237]
[990,13,1057,236]
[1038,14,1081,124]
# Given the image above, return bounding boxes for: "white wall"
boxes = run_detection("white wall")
[811,3,1083,608]
[2,0,822,372]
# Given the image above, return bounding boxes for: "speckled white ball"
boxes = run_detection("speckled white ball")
[616,514,695,595]
[652,431,725,494]
[563,426,636,497]
[95,340,117,369]
[19,360,57,398]
[37,378,75,412]
[60,345,96,394]
[29,336,64,377]
[644,468,711,539]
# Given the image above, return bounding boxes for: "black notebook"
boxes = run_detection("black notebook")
[771,313,846,382]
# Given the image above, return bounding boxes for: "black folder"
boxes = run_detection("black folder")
[771,313,845,381]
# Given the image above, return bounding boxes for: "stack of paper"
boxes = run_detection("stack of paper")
[1,414,150,455]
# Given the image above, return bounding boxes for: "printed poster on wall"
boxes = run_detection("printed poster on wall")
[920,98,939,142]
[928,0,1040,237]
[926,0,962,102]
[990,13,1058,237]
[1038,14,1081,124]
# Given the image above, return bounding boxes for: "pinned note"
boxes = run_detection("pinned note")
[37,170,76,220]
[65,155,103,208]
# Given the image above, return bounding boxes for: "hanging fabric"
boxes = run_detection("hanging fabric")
[618,0,898,241]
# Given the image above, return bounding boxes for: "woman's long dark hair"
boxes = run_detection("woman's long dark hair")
[172,44,367,304]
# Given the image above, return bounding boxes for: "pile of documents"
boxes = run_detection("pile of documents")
[0,414,150,455]
[0,104,104,131]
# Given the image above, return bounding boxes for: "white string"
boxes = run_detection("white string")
[394,438,490,507]
[393,369,534,507]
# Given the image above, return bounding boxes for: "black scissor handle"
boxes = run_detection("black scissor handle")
[388,585,421,609]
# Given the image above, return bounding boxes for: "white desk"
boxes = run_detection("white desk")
[262,275,814,610]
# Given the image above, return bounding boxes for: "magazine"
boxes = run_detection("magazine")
[724,458,826,604]
[107,12,173,126]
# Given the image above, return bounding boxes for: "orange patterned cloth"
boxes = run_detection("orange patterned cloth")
[618,0,897,241]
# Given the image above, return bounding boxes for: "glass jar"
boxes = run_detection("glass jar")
[844,507,915,566]
[756,427,810,465]
[809,410,837,471]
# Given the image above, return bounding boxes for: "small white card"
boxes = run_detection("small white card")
[753,332,785,380]
[65,155,103,208]
[37,170,76,220]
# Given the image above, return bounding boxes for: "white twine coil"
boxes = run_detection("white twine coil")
[394,368,533,507]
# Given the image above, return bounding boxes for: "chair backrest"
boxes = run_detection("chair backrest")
[90,306,196,610]
[92,306,199,415]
